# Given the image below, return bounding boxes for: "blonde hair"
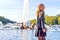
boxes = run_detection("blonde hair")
[36,4,45,17]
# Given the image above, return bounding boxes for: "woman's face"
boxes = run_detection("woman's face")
[39,4,45,11]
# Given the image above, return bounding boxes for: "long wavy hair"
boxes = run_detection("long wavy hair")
[36,4,45,17]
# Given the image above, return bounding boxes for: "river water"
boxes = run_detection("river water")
[0,28,60,40]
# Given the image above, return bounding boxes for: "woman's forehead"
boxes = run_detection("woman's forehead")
[40,4,45,7]
[38,4,45,10]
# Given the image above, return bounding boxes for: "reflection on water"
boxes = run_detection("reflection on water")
[0,28,60,40]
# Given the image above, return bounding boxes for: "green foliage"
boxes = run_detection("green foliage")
[30,19,36,24]
[53,16,58,24]
[58,17,60,25]
[30,15,60,25]
[0,16,16,24]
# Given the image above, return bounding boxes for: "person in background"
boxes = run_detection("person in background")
[35,4,46,40]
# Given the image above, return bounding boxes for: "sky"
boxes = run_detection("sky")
[0,0,60,22]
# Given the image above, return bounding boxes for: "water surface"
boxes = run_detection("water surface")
[0,28,60,40]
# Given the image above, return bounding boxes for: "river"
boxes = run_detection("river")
[0,28,60,40]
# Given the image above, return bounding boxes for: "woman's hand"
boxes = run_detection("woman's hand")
[42,28,46,33]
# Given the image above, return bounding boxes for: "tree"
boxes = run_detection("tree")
[30,19,36,25]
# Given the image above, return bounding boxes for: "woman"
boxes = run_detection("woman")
[35,4,46,40]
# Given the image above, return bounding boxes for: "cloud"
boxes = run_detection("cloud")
[0,0,23,22]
